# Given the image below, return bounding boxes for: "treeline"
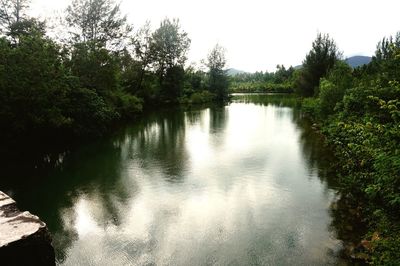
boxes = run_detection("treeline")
[0,0,229,142]
[229,65,295,93]
[296,33,400,264]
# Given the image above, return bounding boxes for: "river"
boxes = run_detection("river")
[1,94,346,265]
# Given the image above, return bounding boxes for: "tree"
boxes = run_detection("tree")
[66,0,131,48]
[206,44,229,101]
[369,32,400,83]
[150,18,190,102]
[131,21,153,92]
[185,65,206,92]
[151,18,190,81]
[375,32,400,62]
[0,31,71,137]
[0,0,45,40]
[318,61,353,116]
[162,65,185,102]
[274,64,294,84]
[68,42,120,96]
[0,0,29,32]
[295,33,341,96]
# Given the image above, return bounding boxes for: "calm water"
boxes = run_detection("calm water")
[1,94,345,265]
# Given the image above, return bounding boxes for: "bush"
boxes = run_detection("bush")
[301,97,320,117]
[0,34,70,137]
[318,61,353,116]
[193,90,215,103]
[180,90,216,104]
[111,90,143,119]
[66,87,118,136]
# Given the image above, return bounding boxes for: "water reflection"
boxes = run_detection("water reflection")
[0,94,345,265]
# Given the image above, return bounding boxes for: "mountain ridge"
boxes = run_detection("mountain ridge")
[345,55,372,68]
[228,55,372,75]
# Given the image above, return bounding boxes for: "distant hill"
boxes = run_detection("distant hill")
[345,56,372,68]
[294,55,372,70]
[226,68,246,76]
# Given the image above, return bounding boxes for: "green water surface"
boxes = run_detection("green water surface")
[1,94,345,265]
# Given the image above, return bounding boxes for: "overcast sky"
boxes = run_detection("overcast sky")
[30,0,400,72]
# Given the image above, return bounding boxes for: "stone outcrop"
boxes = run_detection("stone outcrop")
[0,191,55,266]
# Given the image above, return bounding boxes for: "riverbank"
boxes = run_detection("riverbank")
[301,97,400,265]
[0,96,229,176]
[229,82,294,94]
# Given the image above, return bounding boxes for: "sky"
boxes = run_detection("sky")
[30,0,400,72]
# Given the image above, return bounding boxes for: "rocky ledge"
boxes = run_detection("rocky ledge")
[0,191,55,266]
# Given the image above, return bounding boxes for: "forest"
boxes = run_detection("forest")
[1,0,400,264]
[0,0,229,146]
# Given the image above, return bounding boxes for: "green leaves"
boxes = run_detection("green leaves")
[66,0,130,48]
[0,34,70,136]
[301,35,400,262]
[295,33,341,96]
[206,44,229,102]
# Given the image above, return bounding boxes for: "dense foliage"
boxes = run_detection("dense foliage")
[295,33,341,96]
[0,0,228,144]
[229,65,295,93]
[300,33,400,264]
[206,44,229,101]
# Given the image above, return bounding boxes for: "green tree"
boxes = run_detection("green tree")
[151,18,190,81]
[318,61,353,116]
[68,42,120,97]
[162,65,185,102]
[371,32,400,83]
[0,31,71,137]
[274,64,294,84]
[0,0,29,33]
[185,65,206,93]
[206,44,229,101]
[0,0,45,41]
[295,33,341,96]
[150,18,190,102]
[66,0,131,48]
[131,21,154,93]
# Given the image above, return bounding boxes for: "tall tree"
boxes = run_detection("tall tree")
[274,64,294,83]
[295,33,341,96]
[375,32,400,62]
[206,44,229,101]
[0,0,29,31]
[151,18,190,81]
[131,21,153,92]
[0,0,44,40]
[66,0,130,48]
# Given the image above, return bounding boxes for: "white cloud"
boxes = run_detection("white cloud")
[30,0,400,72]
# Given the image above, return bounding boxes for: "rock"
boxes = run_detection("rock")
[0,191,55,266]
